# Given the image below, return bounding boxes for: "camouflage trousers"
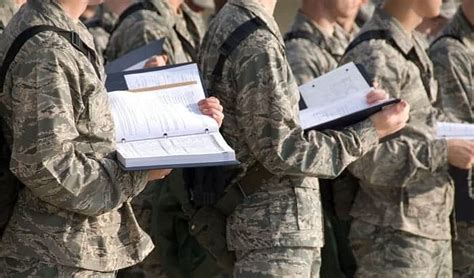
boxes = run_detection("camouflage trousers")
[0,257,115,277]
[453,221,474,278]
[234,247,322,278]
[350,220,452,278]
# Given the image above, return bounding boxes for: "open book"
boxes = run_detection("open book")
[437,122,474,140]
[299,62,400,131]
[108,63,238,170]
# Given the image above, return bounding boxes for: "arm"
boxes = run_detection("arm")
[10,48,148,217]
[431,45,473,123]
[233,42,379,179]
[342,43,448,187]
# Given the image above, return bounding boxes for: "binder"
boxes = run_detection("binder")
[105,39,164,74]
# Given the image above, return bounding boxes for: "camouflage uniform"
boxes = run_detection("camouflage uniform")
[0,0,18,34]
[85,5,117,62]
[341,8,454,277]
[199,0,380,276]
[285,12,348,85]
[0,0,153,275]
[430,8,474,278]
[105,0,205,64]
[285,12,358,278]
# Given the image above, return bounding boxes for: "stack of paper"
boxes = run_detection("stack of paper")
[437,122,474,140]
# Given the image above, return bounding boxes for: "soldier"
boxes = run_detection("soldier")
[341,0,474,276]
[0,0,223,276]
[286,0,365,85]
[84,4,117,62]
[0,0,25,34]
[285,1,367,277]
[105,0,205,65]
[429,1,474,276]
[417,0,460,45]
[199,0,410,276]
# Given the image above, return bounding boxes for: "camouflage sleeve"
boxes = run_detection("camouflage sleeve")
[106,12,172,62]
[10,47,149,217]
[285,40,326,85]
[341,44,449,187]
[430,45,473,123]
[233,41,379,179]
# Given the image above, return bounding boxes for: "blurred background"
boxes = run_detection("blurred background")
[274,0,302,33]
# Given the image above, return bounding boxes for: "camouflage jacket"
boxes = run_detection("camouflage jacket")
[285,12,349,85]
[199,0,379,250]
[0,0,18,34]
[0,0,153,271]
[85,5,117,62]
[105,0,205,64]
[430,8,474,123]
[341,8,453,240]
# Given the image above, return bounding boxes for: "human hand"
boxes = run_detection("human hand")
[198,97,224,127]
[447,139,474,169]
[369,91,410,139]
[144,55,168,68]
[148,169,172,182]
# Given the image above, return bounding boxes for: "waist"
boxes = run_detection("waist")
[0,191,153,271]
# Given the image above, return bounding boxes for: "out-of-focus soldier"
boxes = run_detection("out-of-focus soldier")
[0,0,25,34]
[429,0,474,277]
[105,0,205,64]
[0,0,177,275]
[417,0,460,45]
[84,4,117,61]
[341,0,474,276]
[285,0,363,85]
[336,0,367,40]
[199,0,410,276]
[285,1,367,277]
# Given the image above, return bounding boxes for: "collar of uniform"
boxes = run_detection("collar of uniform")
[28,0,96,52]
[454,8,474,48]
[229,0,284,46]
[94,4,118,33]
[290,11,328,46]
[366,7,415,55]
[148,0,176,24]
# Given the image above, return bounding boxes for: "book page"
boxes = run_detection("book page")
[109,88,217,142]
[116,133,236,168]
[124,63,204,91]
[437,122,474,140]
[299,96,396,130]
[125,59,148,71]
[299,62,372,108]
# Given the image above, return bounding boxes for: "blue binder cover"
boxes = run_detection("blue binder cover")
[105,39,164,74]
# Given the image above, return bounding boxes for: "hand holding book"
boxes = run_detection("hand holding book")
[299,62,409,139]
[367,90,409,140]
